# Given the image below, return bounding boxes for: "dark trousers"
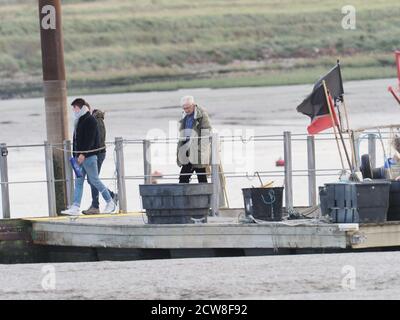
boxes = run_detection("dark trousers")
[88,152,114,208]
[179,163,208,183]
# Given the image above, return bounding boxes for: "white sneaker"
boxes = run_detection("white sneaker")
[103,201,116,214]
[60,205,81,216]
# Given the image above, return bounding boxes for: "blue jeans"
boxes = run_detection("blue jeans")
[73,155,112,207]
[88,152,114,209]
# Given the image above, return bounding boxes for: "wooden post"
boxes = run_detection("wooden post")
[39,0,69,214]
[115,137,127,213]
[0,144,10,219]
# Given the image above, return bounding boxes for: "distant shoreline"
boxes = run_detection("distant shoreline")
[0,70,396,101]
[1,0,399,100]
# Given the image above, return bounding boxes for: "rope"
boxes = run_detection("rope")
[51,145,107,154]
[300,205,320,217]
[270,223,279,253]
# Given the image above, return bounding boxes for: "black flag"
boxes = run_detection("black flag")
[297,82,339,135]
[313,63,344,101]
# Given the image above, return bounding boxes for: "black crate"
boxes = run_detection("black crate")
[330,208,359,223]
[355,181,390,223]
[319,186,329,216]
[325,183,357,209]
[388,180,400,221]
[139,184,212,224]
[323,181,390,223]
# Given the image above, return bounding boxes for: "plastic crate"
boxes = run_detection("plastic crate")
[388,180,400,221]
[139,183,212,224]
[322,181,390,223]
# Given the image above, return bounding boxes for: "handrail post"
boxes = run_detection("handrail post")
[211,132,220,216]
[368,133,376,169]
[352,131,361,169]
[143,140,152,184]
[283,131,293,211]
[115,137,127,213]
[0,143,11,219]
[63,140,74,208]
[307,135,317,207]
[44,141,57,217]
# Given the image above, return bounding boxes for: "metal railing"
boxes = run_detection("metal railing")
[0,130,391,219]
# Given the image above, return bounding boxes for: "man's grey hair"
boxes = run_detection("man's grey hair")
[180,95,195,107]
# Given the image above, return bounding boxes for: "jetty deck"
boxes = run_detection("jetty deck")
[2,209,400,264]
[24,209,400,251]
[29,213,349,250]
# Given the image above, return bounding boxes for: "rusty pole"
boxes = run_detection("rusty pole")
[38,0,69,214]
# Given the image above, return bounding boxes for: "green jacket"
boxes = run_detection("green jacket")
[177,105,212,169]
[92,109,106,153]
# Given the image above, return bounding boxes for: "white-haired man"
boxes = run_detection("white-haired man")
[177,95,212,183]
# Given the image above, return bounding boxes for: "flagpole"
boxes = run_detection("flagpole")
[336,59,357,170]
[336,109,354,174]
[322,80,346,170]
[340,97,357,170]
[323,80,353,173]
[322,80,354,173]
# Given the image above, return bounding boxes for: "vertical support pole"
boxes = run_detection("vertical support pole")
[45,141,57,217]
[283,131,293,211]
[307,136,317,207]
[0,144,11,219]
[63,140,73,208]
[211,133,220,216]
[368,134,376,169]
[352,131,361,170]
[143,140,152,184]
[39,0,69,213]
[115,137,127,213]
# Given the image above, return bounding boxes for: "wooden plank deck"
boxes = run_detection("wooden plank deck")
[349,221,400,249]
[26,212,351,250]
